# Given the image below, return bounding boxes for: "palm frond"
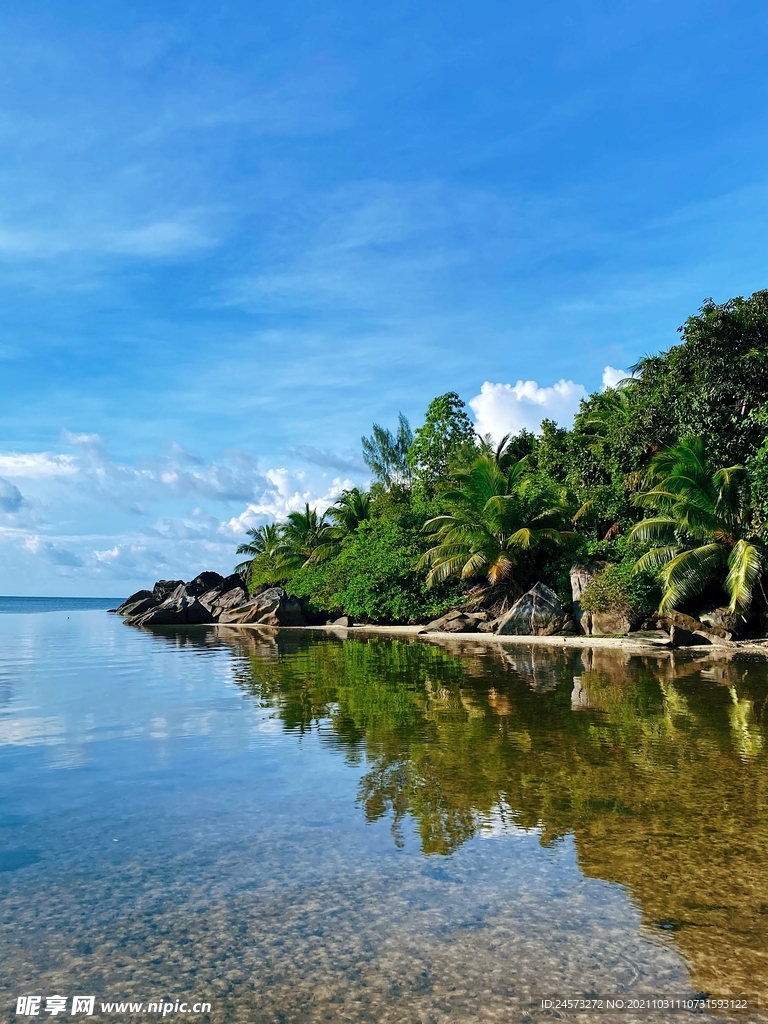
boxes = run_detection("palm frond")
[725,539,765,613]
[658,543,728,611]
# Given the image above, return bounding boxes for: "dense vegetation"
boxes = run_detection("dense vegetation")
[236,290,768,627]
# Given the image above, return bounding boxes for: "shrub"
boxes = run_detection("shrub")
[580,557,659,618]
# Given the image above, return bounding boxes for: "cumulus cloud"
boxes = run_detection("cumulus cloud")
[221,471,354,537]
[23,535,84,567]
[602,365,629,390]
[469,379,588,441]
[0,453,77,478]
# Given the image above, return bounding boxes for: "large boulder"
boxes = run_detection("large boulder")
[152,579,184,601]
[129,587,214,626]
[116,589,154,615]
[496,583,568,636]
[218,587,304,627]
[590,610,639,635]
[657,609,733,643]
[198,574,249,618]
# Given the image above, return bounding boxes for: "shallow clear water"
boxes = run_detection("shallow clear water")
[1,610,767,1022]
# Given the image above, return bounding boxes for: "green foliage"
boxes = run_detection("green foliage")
[419,453,574,589]
[287,508,463,623]
[407,392,477,492]
[630,436,765,613]
[580,558,659,618]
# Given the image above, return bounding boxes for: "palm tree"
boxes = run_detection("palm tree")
[630,436,765,613]
[280,503,329,571]
[310,488,372,562]
[418,454,573,588]
[234,522,283,574]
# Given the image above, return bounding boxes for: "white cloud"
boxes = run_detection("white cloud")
[222,472,354,535]
[0,452,77,478]
[469,379,588,441]
[601,365,629,390]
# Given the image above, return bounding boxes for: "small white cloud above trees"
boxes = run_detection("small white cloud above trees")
[601,365,629,390]
[469,379,588,441]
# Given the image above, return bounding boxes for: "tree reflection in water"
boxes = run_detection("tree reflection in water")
[153,626,768,1002]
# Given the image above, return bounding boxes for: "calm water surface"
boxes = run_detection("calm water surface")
[1,607,767,1022]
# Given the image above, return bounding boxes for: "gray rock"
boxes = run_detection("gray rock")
[152,580,184,601]
[118,596,158,620]
[699,607,747,637]
[130,592,214,626]
[218,587,304,626]
[116,590,154,615]
[658,610,733,641]
[590,610,638,635]
[496,583,567,636]
[420,608,466,632]
[199,584,249,619]
[332,616,353,627]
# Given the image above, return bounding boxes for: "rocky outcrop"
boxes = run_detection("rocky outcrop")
[495,583,568,636]
[657,610,734,645]
[117,572,304,628]
[217,587,304,626]
[419,608,487,634]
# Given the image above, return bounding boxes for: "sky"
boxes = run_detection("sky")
[2,0,768,595]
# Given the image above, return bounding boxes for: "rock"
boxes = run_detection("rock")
[218,587,304,626]
[201,586,249,619]
[183,572,225,597]
[569,563,603,635]
[152,580,184,601]
[590,610,638,636]
[477,619,499,633]
[118,596,158,620]
[421,608,467,631]
[496,583,567,636]
[332,616,353,627]
[130,591,214,626]
[669,624,711,647]
[116,590,154,615]
[658,610,733,641]
[699,607,747,637]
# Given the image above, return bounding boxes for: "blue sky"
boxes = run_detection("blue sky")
[2,0,768,595]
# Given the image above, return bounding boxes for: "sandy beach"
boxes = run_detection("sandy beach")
[214,621,768,659]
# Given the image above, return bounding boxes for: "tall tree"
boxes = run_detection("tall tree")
[408,392,477,491]
[361,414,413,490]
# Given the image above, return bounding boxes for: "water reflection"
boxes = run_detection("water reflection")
[154,627,768,1005]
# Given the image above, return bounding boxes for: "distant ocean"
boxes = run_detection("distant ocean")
[0,596,124,613]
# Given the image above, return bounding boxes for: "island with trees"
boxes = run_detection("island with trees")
[115,290,768,647]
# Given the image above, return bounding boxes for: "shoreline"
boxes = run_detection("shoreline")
[212,621,768,659]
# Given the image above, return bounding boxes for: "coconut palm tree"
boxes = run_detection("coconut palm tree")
[280,503,329,571]
[630,436,765,613]
[418,454,573,588]
[310,488,372,563]
[234,523,284,575]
